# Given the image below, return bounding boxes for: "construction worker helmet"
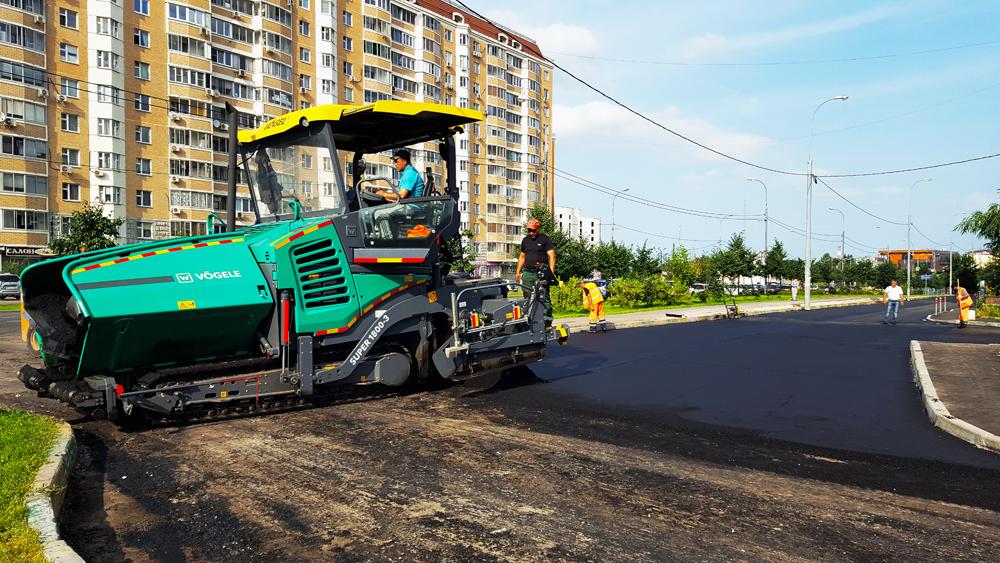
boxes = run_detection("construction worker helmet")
[526,218,541,231]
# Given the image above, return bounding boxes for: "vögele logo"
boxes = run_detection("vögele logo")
[176,273,194,284]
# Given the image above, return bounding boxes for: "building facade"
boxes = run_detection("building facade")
[554,205,600,245]
[0,0,553,274]
[878,249,956,272]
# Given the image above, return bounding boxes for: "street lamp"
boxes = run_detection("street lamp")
[611,187,630,242]
[907,177,933,298]
[804,95,848,310]
[746,178,768,255]
[828,207,845,272]
[717,213,734,248]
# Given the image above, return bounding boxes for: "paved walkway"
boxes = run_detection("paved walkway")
[560,295,883,332]
[918,341,1000,449]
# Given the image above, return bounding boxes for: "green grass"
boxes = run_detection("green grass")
[553,293,878,318]
[0,410,58,563]
[0,302,20,311]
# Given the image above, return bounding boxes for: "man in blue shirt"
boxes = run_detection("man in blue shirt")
[376,149,425,202]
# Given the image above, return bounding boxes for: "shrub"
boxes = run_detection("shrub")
[976,302,1000,319]
[550,276,587,315]
[607,277,647,308]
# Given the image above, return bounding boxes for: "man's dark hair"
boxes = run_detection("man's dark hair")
[393,149,411,163]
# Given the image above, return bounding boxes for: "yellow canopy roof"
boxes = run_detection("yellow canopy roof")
[237,101,484,152]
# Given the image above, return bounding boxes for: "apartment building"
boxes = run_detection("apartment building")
[0,0,551,275]
[555,206,601,246]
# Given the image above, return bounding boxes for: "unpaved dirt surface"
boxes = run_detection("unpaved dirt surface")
[3,307,1000,561]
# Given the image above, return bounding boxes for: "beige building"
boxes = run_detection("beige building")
[0,0,552,274]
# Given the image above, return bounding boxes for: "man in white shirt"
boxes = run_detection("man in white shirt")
[882,279,905,325]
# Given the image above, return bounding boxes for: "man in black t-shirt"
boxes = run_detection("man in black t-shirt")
[515,218,556,321]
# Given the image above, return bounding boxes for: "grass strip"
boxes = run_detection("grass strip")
[0,410,58,563]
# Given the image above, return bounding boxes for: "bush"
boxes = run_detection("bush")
[976,302,1000,319]
[607,277,647,308]
[550,277,587,315]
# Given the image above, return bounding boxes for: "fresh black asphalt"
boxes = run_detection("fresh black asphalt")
[519,300,1000,469]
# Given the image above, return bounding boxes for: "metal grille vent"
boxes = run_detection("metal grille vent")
[292,239,350,309]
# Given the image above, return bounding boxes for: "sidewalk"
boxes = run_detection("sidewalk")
[560,295,882,332]
[927,309,1000,329]
[911,341,1000,453]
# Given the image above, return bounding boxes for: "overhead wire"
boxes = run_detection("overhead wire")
[814,177,907,226]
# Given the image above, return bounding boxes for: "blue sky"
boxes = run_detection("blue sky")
[473,0,999,258]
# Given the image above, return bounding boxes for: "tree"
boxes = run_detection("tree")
[2,260,28,275]
[874,261,902,290]
[782,258,805,281]
[49,201,125,256]
[594,241,634,279]
[957,207,999,292]
[663,246,696,287]
[846,259,876,289]
[763,240,787,282]
[446,229,477,273]
[632,242,661,277]
[557,236,597,280]
[952,253,978,292]
[715,233,755,283]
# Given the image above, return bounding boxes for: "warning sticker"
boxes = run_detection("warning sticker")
[177,300,197,310]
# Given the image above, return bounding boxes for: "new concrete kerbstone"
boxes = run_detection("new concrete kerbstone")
[25,421,84,563]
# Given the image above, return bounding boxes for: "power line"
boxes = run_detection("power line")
[814,177,908,226]
[612,223,718,243]
[910,222,946,247]
[818,153,1000,178]
[548,39,1000,67]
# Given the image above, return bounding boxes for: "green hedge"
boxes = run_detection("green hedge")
[550,276,692,314]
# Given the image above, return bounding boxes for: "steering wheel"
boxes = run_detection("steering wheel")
[356,177,399,197]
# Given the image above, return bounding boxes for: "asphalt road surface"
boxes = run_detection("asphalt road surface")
[3,300,1000,561]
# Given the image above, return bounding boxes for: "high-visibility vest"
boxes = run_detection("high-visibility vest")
[582,282,604,307]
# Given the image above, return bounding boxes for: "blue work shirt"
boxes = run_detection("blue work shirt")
[398,164,425,198]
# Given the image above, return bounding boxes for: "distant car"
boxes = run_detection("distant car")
[0,273,20,300]
[689,283,707,294]
[593,278,613,298]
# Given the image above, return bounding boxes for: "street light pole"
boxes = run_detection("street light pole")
[949,242,953,295]
[805,95,848,310]
[747,178,768,255]
[611,187,630,243]
[907,177,933,298]
[828,207,845,272]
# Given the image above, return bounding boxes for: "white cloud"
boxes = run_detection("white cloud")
[964,191,995,209]
[678,4,906,59]
[554,100,775,162]
[525,23,599,56]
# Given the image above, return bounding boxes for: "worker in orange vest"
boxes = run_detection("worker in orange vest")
[581,280,607,333]
[954,281,974,328]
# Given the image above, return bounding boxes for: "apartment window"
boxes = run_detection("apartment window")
[136,190,152,207]
[299,0,309,9]
[61,148,80,166]
[2,173,45,195]
[59,43,79,64]
[96,51,121,71]
[320,0,332,13]
[60,78,80,98]
[1,210,46,231]
[343,61,353,76]
[343,11,351,26]
[100,186,124,204]
[60,113,79,132]
[134,0,149,15]
[321,79,333,94]
[343,36,352,51]
[62,183,80,202]
[299,20,310,36]
[134,28,150,47]
[134,62,150,80]
[135,126,151,144]
[134,94,150,112]
[59,8,78,29]
[299,47,311,63]
[95,17,122,38]
[343,87,353,102]
[299,75,312,90]
[301,154,312,169]
[135,158,152,176]
[97,85,123,105]
[321,27,333,41]
[2,136,47,159]
[321,53,334,67]
[136,221,153,239]
[97,118,121,137]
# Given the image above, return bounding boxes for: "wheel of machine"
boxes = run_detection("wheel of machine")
[26,328,41,354]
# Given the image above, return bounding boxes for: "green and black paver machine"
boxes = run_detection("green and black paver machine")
[18,101,567,422]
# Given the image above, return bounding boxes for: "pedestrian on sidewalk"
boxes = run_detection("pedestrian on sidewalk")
[882,279,905,324]
[954,282,973,328]
[580,280,607,333]
[791,278,799,302]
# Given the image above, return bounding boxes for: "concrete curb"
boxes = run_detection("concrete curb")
[562,297,882,332]
[925,312,1000,329]
[909,340,1000,454]
[25,421,84,563]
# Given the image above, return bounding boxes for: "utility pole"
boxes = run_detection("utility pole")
[805,95,848,310]
[828,207,845,273]
[949,243,953,295]
[610,187,630,243]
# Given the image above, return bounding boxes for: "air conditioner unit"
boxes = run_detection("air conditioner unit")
[299,86,308,93]
[212,119,224,129]
[170,206,182,214]
[205,88,216,97]
[285,0,292,6]
[170,176,181,184]
[237,69,247,78]
[265,47,274,54]
[212,89,222,97]
[169,112,181,121]
[232,10,240,18]
[93,169,106,178]
[200,27,210,36]
[33,14,45,25]
[170,144,181,152]
[37,88,48,98]
[1,116,13,128]
[59,165,71,173]
[236,212,246,219]
[56,94,67,103]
